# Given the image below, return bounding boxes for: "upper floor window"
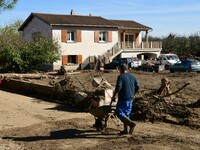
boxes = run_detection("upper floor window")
[67,31,75,42]
[61,30,81,43]
[95,31,112,43]
[99,31,107,42]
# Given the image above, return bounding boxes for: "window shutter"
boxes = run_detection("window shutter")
[108,31,112,42]
[61,30,67,42]
[62,55,68,65]
[77,55,82,64]
[76,30,82,42]
[94,31,99,42]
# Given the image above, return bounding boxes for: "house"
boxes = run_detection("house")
[19,11,162,70]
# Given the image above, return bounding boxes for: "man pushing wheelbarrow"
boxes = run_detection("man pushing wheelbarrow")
[112,64,139,135]
[89,64,139,135]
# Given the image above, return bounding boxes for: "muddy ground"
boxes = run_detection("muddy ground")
[0,70,200,150]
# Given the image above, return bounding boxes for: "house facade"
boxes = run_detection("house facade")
[19,12,162,70]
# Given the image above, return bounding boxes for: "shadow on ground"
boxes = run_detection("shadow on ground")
[2,128,122,142]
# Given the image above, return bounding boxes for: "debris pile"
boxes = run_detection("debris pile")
[131,78,200,128]
[75,77,115,110]
[1,72,199,129]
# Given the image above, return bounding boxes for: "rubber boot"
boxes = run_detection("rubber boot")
[120,116,136,135]
[120,124,128,134]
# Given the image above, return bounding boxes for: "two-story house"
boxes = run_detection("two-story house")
[19,11,162,70]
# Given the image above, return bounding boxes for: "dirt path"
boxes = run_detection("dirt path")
[0,90,200,150]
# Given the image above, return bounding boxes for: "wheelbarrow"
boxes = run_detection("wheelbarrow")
[89,99,120,131]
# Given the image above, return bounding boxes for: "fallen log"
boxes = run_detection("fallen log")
[0,73,54,80]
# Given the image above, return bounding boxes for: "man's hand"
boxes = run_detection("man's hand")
[111,96,116,102]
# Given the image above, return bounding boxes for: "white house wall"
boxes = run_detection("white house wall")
[52,28,118,70]
[23,17,52,40]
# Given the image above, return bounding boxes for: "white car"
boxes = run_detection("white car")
[131,57,142,68]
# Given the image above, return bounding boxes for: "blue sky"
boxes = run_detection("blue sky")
[0,0,200,37]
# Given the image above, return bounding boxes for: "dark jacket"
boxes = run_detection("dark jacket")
[115,73,139,101]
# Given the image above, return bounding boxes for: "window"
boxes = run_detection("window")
[67,31,75,42]
[99,31,107,42]
[32,32,42,40]
[68,55,77,64]
[62,55,82,64]
[61,30,81,43]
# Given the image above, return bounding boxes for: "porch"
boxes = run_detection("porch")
[106,41,162,60]
[120,41,162,49]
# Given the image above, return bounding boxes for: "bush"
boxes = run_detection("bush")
[0,20,60,72]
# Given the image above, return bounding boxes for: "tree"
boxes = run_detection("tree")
[0,20,61,72]
[0,20,23,72]
[21,37,61,72]
[0,0,18,13]
[128,32,200,57]
[149,33,200,57]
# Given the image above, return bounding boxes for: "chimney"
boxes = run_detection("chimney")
[70,9,74,15]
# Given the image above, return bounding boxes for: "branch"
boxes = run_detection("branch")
[161,83,190,98]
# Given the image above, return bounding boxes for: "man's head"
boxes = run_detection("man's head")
[118,64,128,74]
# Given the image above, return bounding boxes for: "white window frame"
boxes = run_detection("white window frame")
[67,31,75,42]
[99,31,107,42]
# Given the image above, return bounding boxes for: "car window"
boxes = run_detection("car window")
[191,60,200,65]
[181,60,188,64]
[120,59,126,63]
[166,55,178,60]
[127,58,132,63]
[112,59,120,64]
[176,61,181,64]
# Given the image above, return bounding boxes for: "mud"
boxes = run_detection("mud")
[0,70,200,149]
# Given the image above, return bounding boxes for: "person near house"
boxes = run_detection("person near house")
[111,64,139,135]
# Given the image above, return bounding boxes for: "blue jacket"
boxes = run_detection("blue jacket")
[115,73,139,101]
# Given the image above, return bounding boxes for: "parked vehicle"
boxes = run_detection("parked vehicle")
[104,58,134,69]
[137,65,159,73]
[169,59,200,73]
[131,57,142,68]
[150,54,180,69]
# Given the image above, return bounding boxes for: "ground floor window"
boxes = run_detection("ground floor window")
[68,55,77,63]
[62,55,82,65]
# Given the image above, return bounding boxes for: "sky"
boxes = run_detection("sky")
[0,0,200,37]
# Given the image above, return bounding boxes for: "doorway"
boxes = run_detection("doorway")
[125,34,134,48]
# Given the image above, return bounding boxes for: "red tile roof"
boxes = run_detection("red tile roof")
[19,12,152,31]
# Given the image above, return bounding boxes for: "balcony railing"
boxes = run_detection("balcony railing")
[120,41,162,49]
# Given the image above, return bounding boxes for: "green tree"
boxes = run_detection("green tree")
[0,20,23,72]
[149,32,200,57]
[21,37,61,72]
[0,20,61,72]
[0,0,18,12]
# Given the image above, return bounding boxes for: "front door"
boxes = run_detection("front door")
[125,34,134,48]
